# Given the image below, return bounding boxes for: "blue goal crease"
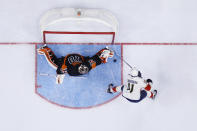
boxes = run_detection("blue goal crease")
[36,44,122,108]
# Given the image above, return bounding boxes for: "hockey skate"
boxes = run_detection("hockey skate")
[37,44,51,55]
[152,90,157,100]
[107,83,114,94]
[97,47,114,63]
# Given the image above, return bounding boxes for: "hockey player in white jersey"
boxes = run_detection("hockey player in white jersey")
[107,68,157,103]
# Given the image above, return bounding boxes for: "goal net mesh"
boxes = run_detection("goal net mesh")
[40,8,118,44]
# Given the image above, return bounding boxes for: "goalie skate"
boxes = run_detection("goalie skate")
[97,47,114,63]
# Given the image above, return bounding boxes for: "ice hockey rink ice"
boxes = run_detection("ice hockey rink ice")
[0,0,197,131]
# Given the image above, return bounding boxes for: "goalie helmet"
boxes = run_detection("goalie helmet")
[78,64,89,74]
[130,68,142,77]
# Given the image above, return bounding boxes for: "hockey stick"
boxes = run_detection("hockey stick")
[113,50,133,69]
[39,73,87,79]
[39,73,56,78]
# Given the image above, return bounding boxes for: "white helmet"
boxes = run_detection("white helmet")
[130,68,142,77]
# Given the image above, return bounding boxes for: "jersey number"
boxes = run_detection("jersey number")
[68,56,81,64]
[127,83,134,93]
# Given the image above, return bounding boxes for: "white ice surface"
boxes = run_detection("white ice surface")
[1,0,197,43]
[0,0,197,131]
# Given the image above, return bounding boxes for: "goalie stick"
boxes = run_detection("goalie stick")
[39,73,87,79]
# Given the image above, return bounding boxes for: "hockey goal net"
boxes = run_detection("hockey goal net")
[40,8,118,44]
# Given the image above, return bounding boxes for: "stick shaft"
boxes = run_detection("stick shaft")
[39,73,87,79]
[114,50,133,69]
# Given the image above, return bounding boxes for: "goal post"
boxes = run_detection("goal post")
[42,31,116,44]
[40,8,118,44]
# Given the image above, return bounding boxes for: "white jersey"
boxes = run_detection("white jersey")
[122,76,147,100]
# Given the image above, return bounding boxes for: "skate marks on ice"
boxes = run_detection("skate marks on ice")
[35,44,122,109]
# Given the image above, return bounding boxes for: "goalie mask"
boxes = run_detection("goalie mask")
[78,64,89,74]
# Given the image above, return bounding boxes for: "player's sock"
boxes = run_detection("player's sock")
[144,84,151,91]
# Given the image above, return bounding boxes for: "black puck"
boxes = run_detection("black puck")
[113,59,117,62]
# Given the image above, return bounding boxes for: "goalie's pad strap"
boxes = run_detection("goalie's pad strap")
[43,49,58,69]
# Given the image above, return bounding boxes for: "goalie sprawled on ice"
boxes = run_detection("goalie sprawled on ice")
[37,45,114,84]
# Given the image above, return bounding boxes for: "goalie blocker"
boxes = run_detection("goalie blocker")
[37,45,114,84]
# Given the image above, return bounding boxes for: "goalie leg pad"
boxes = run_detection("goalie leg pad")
[37,46,59,69]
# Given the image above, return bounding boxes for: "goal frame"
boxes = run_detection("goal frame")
[43,31,116,44]
[40,8,118,44]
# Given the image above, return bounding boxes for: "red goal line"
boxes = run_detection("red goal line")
[122,43,197,45]
[0,43,197,45]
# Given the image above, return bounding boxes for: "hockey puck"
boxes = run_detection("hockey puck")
[113,59,117,62]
